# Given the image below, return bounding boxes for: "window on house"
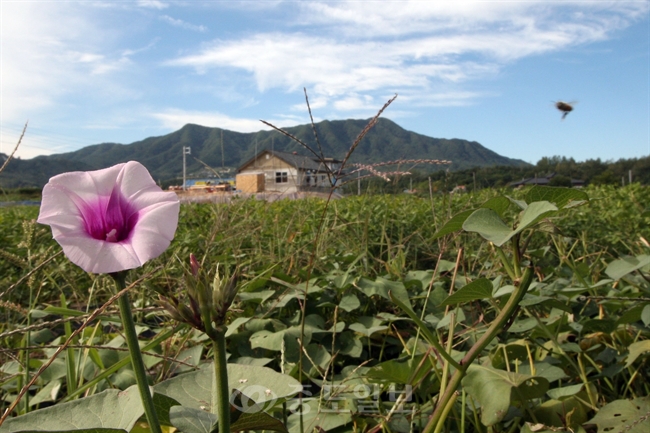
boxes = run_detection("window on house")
[275,172,288,183]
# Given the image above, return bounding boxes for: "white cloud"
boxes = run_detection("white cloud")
[0,2,148,136]
[150,109,285,132]
[168,1,648,111]
[159,15,207,32]
[137,0,168,10]
[298,1,647,38]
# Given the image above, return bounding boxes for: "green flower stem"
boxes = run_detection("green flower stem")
[208,326,230,433]
[433,391,458,433]
[422,265,534,433]
[111,272,162,433]
[60,294,78,396]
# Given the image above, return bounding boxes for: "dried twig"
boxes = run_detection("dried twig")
[0,251,63,299]
[338,94,397,172]
[0,345,198,368]
[259,120,327,172]
[304,88,326,162]
[0,306,165,339]
[0,267,163,425]
[0,122,28,175]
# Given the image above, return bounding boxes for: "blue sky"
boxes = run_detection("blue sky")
[1,1,649,165]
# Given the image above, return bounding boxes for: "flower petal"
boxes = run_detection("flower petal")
[38,161,180,274]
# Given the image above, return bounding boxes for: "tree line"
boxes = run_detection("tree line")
[342,155,650,194]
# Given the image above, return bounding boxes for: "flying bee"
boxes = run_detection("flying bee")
[555,101,576,120]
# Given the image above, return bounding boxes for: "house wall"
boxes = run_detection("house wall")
[238,153,332,193]
[239,155,300,193]
[236,173,265,193]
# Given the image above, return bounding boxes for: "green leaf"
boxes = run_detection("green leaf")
[356,277,412,310]
[0,385,143,433]
[533,396,588,429]
[481,196,512,217]
[13,430,126,433]
[349,316,388,337]
[153,392,181,426]
[461,365,549,426]
[431,197,511,240]
[431,209,475,240]
[546,383,584,400]
[28,379,62,407]
[153,363,302,412]
[516,201,558,232]
[226,317,252,337]
[463,202,558,246]
[436,309,466,329]
[439,278,492,306]
[232,411,289,433]
[506,317,537,334]
[174,389,287,433]
[589,397,650,433]
[337,331,363,358]
[524,186,589,208]
[41,306,87,317]
[173,345,204,374]
[606,255,650,280]
[366,354,429,385]
[490,343,529,369]
[462,208,513,246]
[302,344,332,376]
[625,340,650,368]
[507,196,528,210]
[339,293,361,312]
[250,326,310,358]
[287,399,353,433]
[230,392,289,433]
[169,406,216,433]
[642,304,650,327]
[238,290,275,304]
[518,363,568,383]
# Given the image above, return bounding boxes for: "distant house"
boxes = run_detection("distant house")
[509,172,584,188]
[236,150,342,194]
[451,185,467,194]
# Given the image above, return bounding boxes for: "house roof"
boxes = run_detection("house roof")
[238,150,334,173]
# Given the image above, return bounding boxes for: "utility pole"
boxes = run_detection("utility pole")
[182,146,191,191]
[357,171,361,195]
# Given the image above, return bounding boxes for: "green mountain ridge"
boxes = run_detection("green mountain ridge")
[0,118,528,188]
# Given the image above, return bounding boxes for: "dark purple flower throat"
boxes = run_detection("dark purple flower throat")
[81,188,139,243]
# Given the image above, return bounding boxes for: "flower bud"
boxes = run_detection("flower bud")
[190,253,200,277]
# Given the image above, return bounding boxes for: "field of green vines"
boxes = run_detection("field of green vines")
[1,184,649,433]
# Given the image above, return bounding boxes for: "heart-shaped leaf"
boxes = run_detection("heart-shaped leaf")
[524,186,588,208]
[589,397,650,433]
[606,255,650,280]
[462,209,513,246]
[440,278,493,306]
[0,385,143,433]
[462,365,549,426]
[169,406,216,433]
[153,363,301,412]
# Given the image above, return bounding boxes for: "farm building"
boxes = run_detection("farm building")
[236,150,341,194]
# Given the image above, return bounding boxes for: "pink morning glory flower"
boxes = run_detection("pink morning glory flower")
[37,161,180,274]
